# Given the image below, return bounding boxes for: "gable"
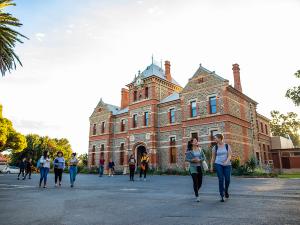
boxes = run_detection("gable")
[181,65,229,94]
[90,98,118,118]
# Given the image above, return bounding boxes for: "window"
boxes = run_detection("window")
[170,137,176,163]
[210,130,218,146]
[144,112,149,126]
[265,124,268,135]
[145,87,149,99]
[91,153,95,166]
[260,122,264,133]
[100,144,105,158]
[133,114,138,128]
[92,124,96,135]
[191,132,198,141]
[133,90,137,102]
[170,108,175,124]
[267,145,270,152]
[262,144,266,151]
[198,77,204,83]
[121,119,126,132]
[120,143,125,165]
[190,101,197,117]
[209,96,217,114]
[101,122,105,134]
[91,145,96,165]
[256,120,259,130]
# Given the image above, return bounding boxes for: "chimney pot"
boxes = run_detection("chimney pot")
[164,60,172,82]
[232,63,242,92]
[121,88,129,109]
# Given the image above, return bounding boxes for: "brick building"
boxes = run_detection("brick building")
[88,60,271,171]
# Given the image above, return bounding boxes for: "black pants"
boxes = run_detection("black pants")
[191,166,203,197]
[18,168,25,178]
[140,165,148,179]
[24,168,32,179]
[54,168,63,184]
[129,166,135,181]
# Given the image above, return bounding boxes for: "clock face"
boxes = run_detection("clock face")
[135,78,143,86]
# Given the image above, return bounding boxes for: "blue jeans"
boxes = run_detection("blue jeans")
[69,166,77,185]
[215,164,231,197]
[99,166,104,177]
[39,167,49,186]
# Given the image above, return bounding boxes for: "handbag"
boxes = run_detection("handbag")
[202,160,209,171]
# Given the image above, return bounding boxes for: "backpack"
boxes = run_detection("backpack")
[215,144,229,156]
[36,159,41,168]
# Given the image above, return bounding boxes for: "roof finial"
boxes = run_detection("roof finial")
[160,59,162,68]
[138,70,141,75]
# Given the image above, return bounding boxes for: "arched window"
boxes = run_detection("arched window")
[145,87,149,99]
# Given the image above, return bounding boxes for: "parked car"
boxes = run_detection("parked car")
[1,166,20,174]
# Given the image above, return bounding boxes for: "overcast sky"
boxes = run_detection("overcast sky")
[0,0,299,154]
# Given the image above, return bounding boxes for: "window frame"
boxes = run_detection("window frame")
[120,119,126,132]
[144,112,149,127]
[169,108,175,124]
[190,100,197,118]
[209,96,217,114]
[169,136,177,164]
[101,121,105,134]
[133,114,138,128]
[92,124,96,135]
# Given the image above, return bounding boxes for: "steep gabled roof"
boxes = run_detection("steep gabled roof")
[192,64,228,82]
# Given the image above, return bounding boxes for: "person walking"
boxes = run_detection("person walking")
[17,158,26,180]
[54,151,65,187]
[210,133,232,202]
[185,138,206,202]
[99,156,105,177]
[23,158,32,180]
[69,153,78,188]
[139,152,149,181]
[108,160,115,177]
[39,151,51,188]
[128,154,136,181]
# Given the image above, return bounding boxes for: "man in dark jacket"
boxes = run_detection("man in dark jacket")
[23,158,32,180]
[17,158,26,180]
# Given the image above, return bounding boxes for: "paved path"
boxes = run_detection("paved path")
[0,174,300,225]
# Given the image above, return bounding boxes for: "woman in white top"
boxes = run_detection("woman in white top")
[210,134,232,202]
[39,151,51,188]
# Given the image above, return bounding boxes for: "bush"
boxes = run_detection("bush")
[245,155,257,172]
[231,157,240,169]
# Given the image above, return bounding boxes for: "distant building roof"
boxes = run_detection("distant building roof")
[160,92,180,104]
[140,63,181,86]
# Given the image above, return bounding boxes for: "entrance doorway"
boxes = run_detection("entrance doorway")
[136,145,147,167]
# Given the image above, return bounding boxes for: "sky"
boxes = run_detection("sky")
[0,0,299,154]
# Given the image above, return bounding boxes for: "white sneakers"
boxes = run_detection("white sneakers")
[196,196,200,202]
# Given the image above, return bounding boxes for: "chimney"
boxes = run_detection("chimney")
[164,60,172,82]
[232,63,242,92]
[121,88,129,109]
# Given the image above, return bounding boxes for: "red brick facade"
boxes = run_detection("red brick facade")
[88,61,271,171]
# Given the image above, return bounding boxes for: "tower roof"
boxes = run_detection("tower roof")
[139,63,180,86]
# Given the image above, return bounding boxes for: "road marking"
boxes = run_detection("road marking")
[0,184,34,189]
[120,188,138,191]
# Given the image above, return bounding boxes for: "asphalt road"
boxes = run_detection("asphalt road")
[0,173,300,225]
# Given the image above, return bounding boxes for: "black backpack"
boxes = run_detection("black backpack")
[215,144,229,156]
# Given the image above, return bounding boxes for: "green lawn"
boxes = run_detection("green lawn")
[278,173,300,179]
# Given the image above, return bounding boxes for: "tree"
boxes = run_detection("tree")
[0,0,28,76]
[78,153,88,167]
[286,70,300,106]
[10,134,73,166]
[0,104,27,152]
[270,110,300,147]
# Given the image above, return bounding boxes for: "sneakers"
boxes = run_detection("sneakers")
[225,192,229,199]
[196,196,200,202]
[55,183,58,187]
[143,178,146,182]
[70,184,74,188]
